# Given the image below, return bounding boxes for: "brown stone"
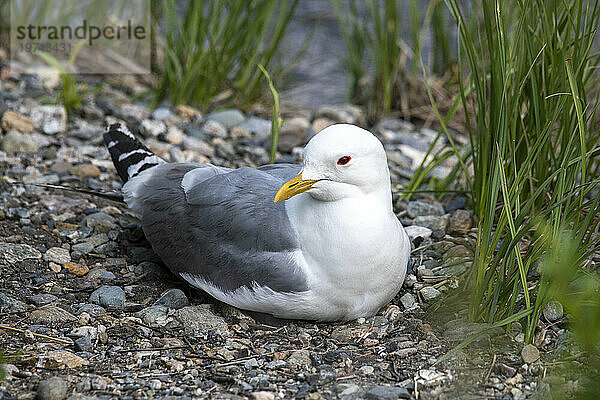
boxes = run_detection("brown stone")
[64,261,89,276]
[1,111,35,133]
[176,105,201,120]
[68,163,101,178]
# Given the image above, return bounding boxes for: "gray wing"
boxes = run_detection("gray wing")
[124,162,307,293]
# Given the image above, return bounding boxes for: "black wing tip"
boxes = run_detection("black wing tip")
[103,122,157,183]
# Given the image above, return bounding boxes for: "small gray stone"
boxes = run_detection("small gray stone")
[399,293,416,309]
[152,107,172,120]
[414,215,449,232]
[244,358,259,369]
[287,349,312,367]
[278,117,309,152]
[29,294,58,307]
[1,130,39,154]
[37,376,68,400]
[406,200,445,218]
[175,304,228,332]
[140,118,166,137]
[202,119,229,138]
[543,300,564,322]
[30,105,66,134]
[0,293,14,312]
[207,109,245,129]
[44,247,71,265]
[315,104,365,125]
[135,305,170,327]
[365,385,410,400]
[153,288,189,309]
[29,306,76,325]
[404,225,432,240]
[71,241,95,255]
[89,285,126,308]
[419,286,441,301]
[75,303,106,317]
[0,243,42,264]
[83,212,116,232]
[521,344,540,364]
[236,117,271,138]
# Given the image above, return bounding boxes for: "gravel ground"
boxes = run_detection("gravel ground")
[0,68,568,399]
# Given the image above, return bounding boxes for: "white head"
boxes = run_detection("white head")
[274,124,391,203]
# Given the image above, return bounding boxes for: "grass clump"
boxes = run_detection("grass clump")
[332,0,457,118]
[411,0,600,347]
[154,0,297,110]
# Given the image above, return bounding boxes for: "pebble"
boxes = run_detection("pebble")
[312,117,335,133]
[251,392,275,400]
[165,126,185,144]
[30,105,66,134]
[207,109,245,129]
[543,300,564,322]
[140,118,166,137]
[153,288,189,309]
[29,294,58,307]
[0,243,42,263]
[175,305,228,332]
[365,385,410,400]
[315,104,365,125]
[152,107,172,120]
[83,212,117,232]
[413,215,449,232]
[407,200,445,218]
[287,349,312,367]
[68,163,101,178]
[419,286,441,301]
[37,377,68,400]
[44,247,71,265]
[278,117,309,152]
[89,285,126,308]
[2,110,35,132]
[521,344,540,364]
[176,104,201,120]
[75,303,106,317]
[1,130,39,153]
[399,293,416,309]
[64,261,89,276]
[29,306,76,325]
[448,209,472,235]
[404,225,432,240]
[237,117,271,138]
[135,305,171,327]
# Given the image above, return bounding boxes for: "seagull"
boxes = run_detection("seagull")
[104,122,409,321]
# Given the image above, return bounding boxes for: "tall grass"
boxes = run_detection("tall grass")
[411,0,600,344]
[332,0,457,117]
[153,0,297,110]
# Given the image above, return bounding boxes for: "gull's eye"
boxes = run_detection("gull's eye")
[337,156,351,165]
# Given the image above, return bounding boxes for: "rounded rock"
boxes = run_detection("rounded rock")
[521,344,540,364]
[543,300,564,322]
[153,288,189,309]
[43,247,71,265]
[89,285,126,308]
[37,376,68,400]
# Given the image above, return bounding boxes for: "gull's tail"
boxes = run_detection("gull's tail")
[103,123,165,182]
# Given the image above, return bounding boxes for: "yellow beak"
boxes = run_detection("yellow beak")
[273,173,318,203]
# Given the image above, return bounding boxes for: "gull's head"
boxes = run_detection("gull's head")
[274,124,390,202]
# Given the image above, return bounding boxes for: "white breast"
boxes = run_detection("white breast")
[285,191,410,320]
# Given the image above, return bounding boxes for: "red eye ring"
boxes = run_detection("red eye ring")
[337,156,351,165]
